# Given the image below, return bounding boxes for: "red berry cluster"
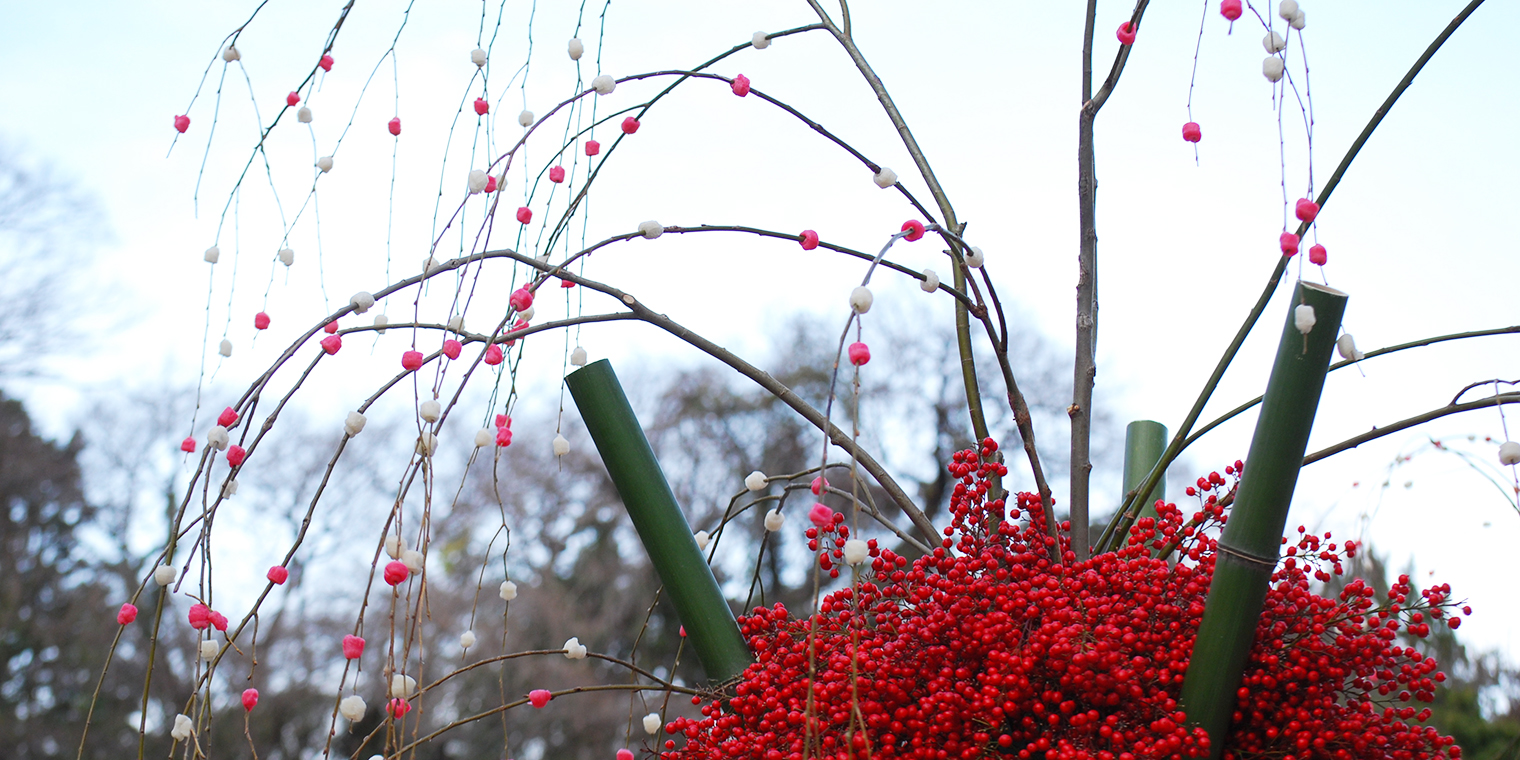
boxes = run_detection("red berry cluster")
[660,441,1465,760]
[807,508,869,579]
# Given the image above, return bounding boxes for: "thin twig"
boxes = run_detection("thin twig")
[1303,393,1520,465]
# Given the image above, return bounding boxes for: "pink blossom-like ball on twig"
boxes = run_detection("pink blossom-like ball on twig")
[1279,232,1300,257]
[809,503,835,528]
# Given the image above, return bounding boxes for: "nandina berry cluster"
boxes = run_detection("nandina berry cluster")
[662,441,1465,760]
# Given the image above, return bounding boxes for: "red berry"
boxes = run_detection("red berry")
[1221,0,1243,20]
[442,339,462,360]
[342,634,364,659]
[188,603,211,629]
[1308,244,1327,266]
[388,117,401,136]
[848,341,871,366]
[485,174,497,193]
[484,344,504,365]
[320,334,342,355]
[227,445,247,467]
[901,219,926,241]
[242,688,259,711]
[267,565,288,584]
[731,74,751,97]
[208,610,228,631]
[218,406,239,427]
[286,91,300,107]
[585,140,601,156]
[387,698,411,719]
[117,603,138,625]
[174,114,191,133]
[254,311,270,330]
[529,689,552,708]
[318,54,334,72]
[401,350,424,371]
[621,116,640,134]
[1279,231,1300,257]
[799,230,819,250]
[474,98,489,116]
[1182,122,1202,143]
[1116,21,1137,45]
[549,166,566,183]
[516,206,532,224]
[324,321,339,334]
[180,437,197,453]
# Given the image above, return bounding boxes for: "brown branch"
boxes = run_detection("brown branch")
[1303,393,1520,466]
[1179,326,1520,455]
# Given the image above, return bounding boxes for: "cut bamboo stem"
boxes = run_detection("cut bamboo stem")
[1122,420,1168,525]
[1179,282,1347,759]
[566,359,753,684]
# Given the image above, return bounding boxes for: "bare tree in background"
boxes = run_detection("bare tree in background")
[0,139,100,378]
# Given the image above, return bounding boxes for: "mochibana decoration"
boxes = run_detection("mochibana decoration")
[663,440,1465,760]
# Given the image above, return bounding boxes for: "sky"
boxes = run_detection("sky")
[1,0,1517,662]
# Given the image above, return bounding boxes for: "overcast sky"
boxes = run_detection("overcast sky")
[1,1,1516,659]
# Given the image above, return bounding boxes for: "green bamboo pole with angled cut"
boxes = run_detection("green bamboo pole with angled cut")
[1123,420,1168,526]
[565,359,754,684]
[1179,281,1347,759]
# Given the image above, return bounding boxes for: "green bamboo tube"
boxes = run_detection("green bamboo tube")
[1123,420,1168,525]
[1179,282,1347,759]
[565,359,754,684]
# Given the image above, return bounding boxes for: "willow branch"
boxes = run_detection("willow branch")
[802,0,999,503]
[1101,0,1488,554]
[1303,393,1520,466]
[1179,325,1520,454]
